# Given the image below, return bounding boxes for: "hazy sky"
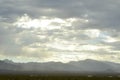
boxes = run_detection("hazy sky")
[0,0,120,63]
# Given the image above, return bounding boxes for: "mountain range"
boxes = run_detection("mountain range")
[0,59,120,75]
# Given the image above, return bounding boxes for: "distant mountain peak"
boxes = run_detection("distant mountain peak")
[3,59,13,63]
[84,59,97,61]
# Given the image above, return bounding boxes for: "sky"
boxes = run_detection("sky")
[0,0,120,63]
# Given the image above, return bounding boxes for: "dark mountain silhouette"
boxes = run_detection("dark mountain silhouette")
[0,59,120,75]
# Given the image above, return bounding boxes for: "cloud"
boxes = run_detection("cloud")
[13,14,89,30]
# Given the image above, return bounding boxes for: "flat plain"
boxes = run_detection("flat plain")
[0,74,120,80]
